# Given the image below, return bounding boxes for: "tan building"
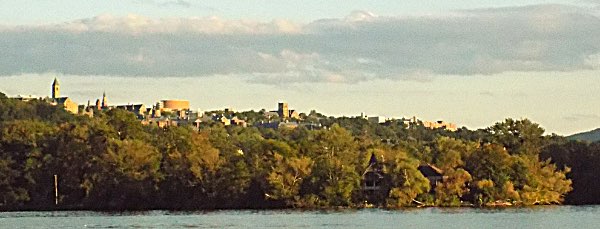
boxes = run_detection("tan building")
[161,100,190,111]
[51,97,79,114]
[101,92,108,108]
[278,102,289,118]
[48,78,79,114]
[423,120,457,131]
[115,104,147,117]
[289,110,300,119]
[275,102,300,119]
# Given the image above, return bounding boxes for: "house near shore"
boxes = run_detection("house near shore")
[417,164,446,192]
[361,153,388,205]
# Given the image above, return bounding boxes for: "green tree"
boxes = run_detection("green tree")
[105,109,148,140]
[0,156,28,207]
[98,139,162,208]
[300,124,361,207]
[266,154,312,206]
[386,151,430,207]
[519,158,572,205]
[434,169,472,206]
[432,137,476,171]
[488,118,545,156]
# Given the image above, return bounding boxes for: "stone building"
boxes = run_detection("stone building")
[47,78,78,114]
[275,102,300,119]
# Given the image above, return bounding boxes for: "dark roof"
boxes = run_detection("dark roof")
[369,152,378,165]
[417,164,443,177]
[364,171,384,180]
[52,97,69,104]
[116,104,145,112]
[255,121,281,129]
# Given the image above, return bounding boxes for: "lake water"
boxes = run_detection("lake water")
[1,206,599,228]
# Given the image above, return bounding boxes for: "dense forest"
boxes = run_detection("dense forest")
[0,92,598,211]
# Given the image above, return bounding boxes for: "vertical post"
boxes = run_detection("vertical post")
[54,174,58,205]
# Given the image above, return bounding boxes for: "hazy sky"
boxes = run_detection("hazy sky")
[1,1,599,135]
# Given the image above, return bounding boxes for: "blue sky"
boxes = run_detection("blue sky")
[0,0,599,135]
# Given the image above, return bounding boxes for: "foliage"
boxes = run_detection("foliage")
[0,96,586,210]
[386,150,430,207]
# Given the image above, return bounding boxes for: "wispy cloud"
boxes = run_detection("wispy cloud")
[160,0,192,8]
[564,114,600,122]
[132,0,192,8]
[0,4,599,84]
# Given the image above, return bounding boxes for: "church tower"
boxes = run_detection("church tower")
[52,78,60,99]
[101,91,108,108]
[278,102,289,118]
[95,99,101,110]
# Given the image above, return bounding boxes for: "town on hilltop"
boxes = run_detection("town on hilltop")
[0,77,589,210]
[12,78,458,132]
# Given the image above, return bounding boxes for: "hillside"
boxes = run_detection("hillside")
[568,128,600,142]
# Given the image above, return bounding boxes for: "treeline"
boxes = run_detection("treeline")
[0,92,597,210]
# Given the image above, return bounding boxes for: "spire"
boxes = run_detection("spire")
[51,77,60,99]
[101,91,107,108]
[95,99,101,110]
[369,152,378,166]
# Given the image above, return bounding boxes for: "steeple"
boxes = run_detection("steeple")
[95,99,101,110]
[368,152,378,166]
[101,91,107,108]
[52,78,60,99]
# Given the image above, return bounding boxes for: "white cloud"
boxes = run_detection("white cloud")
[132,0,192,8]
[30,14,302,34]
[0,4,599,84]
[564,113,600,122]
[584,53,600,69]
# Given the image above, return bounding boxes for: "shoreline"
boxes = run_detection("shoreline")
[4,203,598,213]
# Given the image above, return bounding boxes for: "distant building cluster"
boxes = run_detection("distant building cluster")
[358,113,457,131]
[273,102,299,119]
[423,120,457,131]
[47,78,79,114]
[9,78,458,132]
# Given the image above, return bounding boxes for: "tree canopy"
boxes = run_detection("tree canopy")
[0,95,592,210]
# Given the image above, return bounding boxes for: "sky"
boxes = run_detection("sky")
[0,0,599,135]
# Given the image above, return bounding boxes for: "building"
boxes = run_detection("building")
[115,104,147,118]
[362,153,388,205]
[215,115,231,126]
[48,78,79,114]
[231,116,248,127]
[49,97,79,114]
[368,116,387,124]
[161,99,190,112]
[289,110,300,119]
[52,78,60,99]
[101,92,108,108]
[12,95,38,102]
[417,164,446,192]
[255,120,299,129]
[278,102,289,118]
[273,102,300,119]
[423,120,457,131]
[142,117,178,128]
[264,111,280,119]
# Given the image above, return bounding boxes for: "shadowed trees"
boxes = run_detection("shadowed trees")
[0,95,588,210]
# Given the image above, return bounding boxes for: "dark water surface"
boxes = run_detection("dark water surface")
[1,205,599,228]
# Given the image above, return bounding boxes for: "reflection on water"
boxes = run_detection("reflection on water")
[1,206,599,228]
